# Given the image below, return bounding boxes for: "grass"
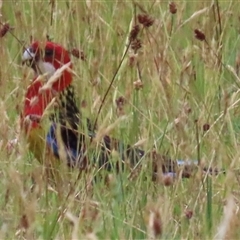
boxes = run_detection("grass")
[1,0,240,239]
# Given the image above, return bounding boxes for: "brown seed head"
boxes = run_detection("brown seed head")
[169,2,177,14]
[128,53,137,67]
[71,48,86,61]
[81,100,87,108]
[131,39,142,51]
[0,23,12,38]
[194,29,206,41]
[147,208,162,237]
[203,123,210,132]
[115,96,125,108]
[138,14,154,27]
[185,209,193,219]
[19,214,29,230]
[163,175,174,186]
[129,24,140,41]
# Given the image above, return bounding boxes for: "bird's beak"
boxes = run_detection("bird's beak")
[22,47,36,64]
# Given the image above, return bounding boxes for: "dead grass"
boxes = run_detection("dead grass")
[0,0,240,239]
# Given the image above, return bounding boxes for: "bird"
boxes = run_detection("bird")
[21,41,200,179]
[21,41,74,164]
[21,41,150,173]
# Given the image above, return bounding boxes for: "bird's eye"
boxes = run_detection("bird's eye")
[45,48,54,56]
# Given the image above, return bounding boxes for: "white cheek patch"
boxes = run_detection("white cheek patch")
[22,48,35,61]
[37,61,56,79]
[22,48,56,80]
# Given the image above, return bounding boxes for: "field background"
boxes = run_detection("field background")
[1,1,240,239]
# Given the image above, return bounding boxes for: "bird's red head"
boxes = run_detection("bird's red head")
[21,41,73,130]
[24,41,71,71]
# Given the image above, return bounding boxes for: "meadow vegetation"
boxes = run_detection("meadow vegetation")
[1,1,240,239]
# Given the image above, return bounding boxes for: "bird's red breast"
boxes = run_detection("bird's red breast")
[21,41,73,130]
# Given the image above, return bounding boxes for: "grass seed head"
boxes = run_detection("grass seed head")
[128,53,137,67]
[0,23,12,38]
[163,174,174,186]
[138,14,154,27]
[129,24,140,41]
[185,209,193,219]
[19,214,29,230]
[115,96,125,109]
[131,39,142,52]
[169,2,177,14]
[203,123,210,132]
[147,208,163,238]
[194,29,206,41]
[71,48,86,61]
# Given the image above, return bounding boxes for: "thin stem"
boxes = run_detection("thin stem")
[91,40,132,133]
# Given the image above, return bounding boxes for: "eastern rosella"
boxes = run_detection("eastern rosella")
[21,41,204,179]
[21,41,148,173]
[21,42,75,164]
